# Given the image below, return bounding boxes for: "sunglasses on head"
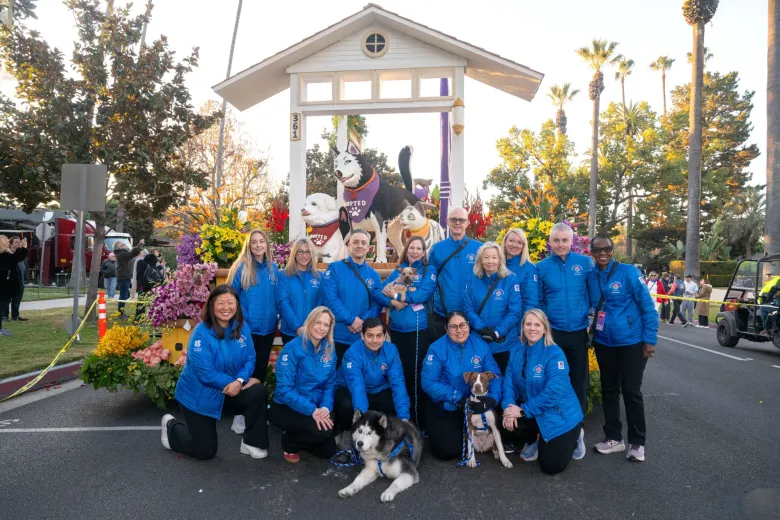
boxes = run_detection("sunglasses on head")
[592,245,614,254]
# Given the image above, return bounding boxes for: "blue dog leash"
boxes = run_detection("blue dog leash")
[329,448,363,467]
[377,436,413,477]
[414,312,427,438]
[457,403,481,468]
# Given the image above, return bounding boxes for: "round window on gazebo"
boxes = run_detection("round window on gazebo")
[362,31,388,58]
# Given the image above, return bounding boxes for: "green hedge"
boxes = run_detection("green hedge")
[669,260,736,287]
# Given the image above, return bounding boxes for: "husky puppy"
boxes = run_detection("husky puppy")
[338,410,423,503]
[398,202,444,250]
[301,193,348,263]
[333,143,419,263]
[464,371,513,469]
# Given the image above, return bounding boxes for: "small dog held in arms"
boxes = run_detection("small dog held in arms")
[464,371,513,469]
[389,267,418,302]
[338,410,423,503]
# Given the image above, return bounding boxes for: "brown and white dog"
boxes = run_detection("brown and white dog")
[463,371,512,469]
[390,267,418,302]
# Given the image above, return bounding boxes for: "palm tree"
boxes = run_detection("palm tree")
[614,58,634,119]
[768,0,780,256]
[546,83,580,135]
[575,39,621,237]
[683,0,718,278]
[614,58,635,257]
[649,55,675,116]
[686,46,713,65]
[723,186,766,258]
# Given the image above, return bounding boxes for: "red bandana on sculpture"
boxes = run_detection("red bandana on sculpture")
[343,169,380,222]
[309,219,340,247]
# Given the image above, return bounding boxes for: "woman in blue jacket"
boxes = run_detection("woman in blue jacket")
[275,238,322,345]
[463,242,523,374]
[373,236,437,425]
[501,309,584,474]
[269,306,339,464]
[503,228,539,318]
[421,311,502,461]
[161,285,268,461]
[334,318,410,431]
[587,236,657,462]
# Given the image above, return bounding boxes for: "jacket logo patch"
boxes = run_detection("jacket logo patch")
[494,289,504,300]
[414,274,421,282]
[610,281,623,293]
[572,264,583,275]
[533,274,538,282]
[269,275,276,283]
[380,363,387,371]
[431,274,436,281]
[533,364,543,377]
[514,284,520,291]
[239,335,247,346]
[193,340,202,352]
[467,253,476,263]
[321,355,331,367]
[311,279,319,287]
[366,278,374,287]
[557,361,565,370]
[346,361,353,369]
[471,356,481,366]
[325,270,332,277]
[638,276,645,284]
[280,354,289,366]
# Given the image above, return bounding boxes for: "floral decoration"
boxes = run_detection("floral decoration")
[176,233,202,266]
[145,263,217,328]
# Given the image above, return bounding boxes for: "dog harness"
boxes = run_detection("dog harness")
[308,218,340,247]
[377,436,414,478]
[343,169,380,221]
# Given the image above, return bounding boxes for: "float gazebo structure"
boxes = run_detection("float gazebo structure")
[213,3,544,240]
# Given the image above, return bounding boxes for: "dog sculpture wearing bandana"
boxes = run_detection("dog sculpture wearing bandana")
[333,143,419,263]
[302,193,348,263]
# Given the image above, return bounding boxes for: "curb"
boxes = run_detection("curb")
[0,360,83,400]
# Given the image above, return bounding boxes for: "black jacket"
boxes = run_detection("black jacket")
[115,249,134,280]
[100,259,116,278]
[0,248,27,300]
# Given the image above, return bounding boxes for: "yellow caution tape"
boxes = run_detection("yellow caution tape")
[657,294,778,309]
[1,299,99,403]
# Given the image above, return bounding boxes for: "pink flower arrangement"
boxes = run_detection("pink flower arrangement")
[174,350,187,367]
[132,340,170,366]
[146,263,218,328]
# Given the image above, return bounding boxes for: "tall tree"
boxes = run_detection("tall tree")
[649,55,675,116]
[722,185,765,258]
[682,0,719,278]
[546,83,580,135]
[768,0,780,256]
[614,58,635,119]
[614,57,635,256]
[575,39,621,237]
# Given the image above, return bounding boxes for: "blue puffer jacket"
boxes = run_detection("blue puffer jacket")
[422,334,502,411]
[174,321,255,419]
[231,260,279,336]
[428,236,482,316]
[322,258,382,345]
[506,255,540,318]
[501,338,583,442]
[463,272,523,354]
[373,260,437,333]
[587,259,658,347]
[339,340,410,420]
[537,252,594,332]
[275,269,322,337]
[273,335,338,416]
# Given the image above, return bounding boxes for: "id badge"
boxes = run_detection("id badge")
[596,311,606,331]
[411,304,425,312]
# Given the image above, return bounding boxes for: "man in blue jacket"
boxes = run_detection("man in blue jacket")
[536,223,593,413]
[428,207,482,339]
[322,229,382,365]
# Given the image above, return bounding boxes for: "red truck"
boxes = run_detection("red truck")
[0,209,133,285]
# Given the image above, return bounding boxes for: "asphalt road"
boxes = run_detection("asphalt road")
[1,324,779,520]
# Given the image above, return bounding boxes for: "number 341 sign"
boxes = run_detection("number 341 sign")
[290,112,302,141]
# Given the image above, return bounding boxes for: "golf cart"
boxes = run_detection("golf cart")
[716,254,780,349]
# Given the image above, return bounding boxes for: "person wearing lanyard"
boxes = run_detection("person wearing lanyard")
[373,235,437,426]
[276,238,322,345]
[587,235,657,462]
[503,228,539,317]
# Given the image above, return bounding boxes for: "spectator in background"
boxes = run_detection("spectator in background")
[134,253,163,323]
[681,275,698,328]
[644,272,664,315]
[114,243,139,318]
[659,272,672,321]
[100,252,117,299]
[668,274,687,326]
[0,236,28,334]
[694,278,713,329]
[4,237,29,322]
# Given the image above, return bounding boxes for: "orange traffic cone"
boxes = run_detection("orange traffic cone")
[98,291,107,339]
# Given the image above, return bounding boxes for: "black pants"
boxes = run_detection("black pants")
[698,315,709,327]
[268,402,337,458]
[503,417,579,475]
[492,350,511,376]
[660,302,670,321]
[551,328,588,414]
[251,333,275,382]
[424,398,465,460]
[167,384,269,460]
[428,313,448,342]
[669,299,686,324]
[0,298,8,327]
[335,342,351,369]
[281,333,296,346]
[117,278,131,314]
[390,328,430,426]
[334,387,397,432]
[594,342,648,446]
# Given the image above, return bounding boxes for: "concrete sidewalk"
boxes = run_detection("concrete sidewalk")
[19,297,87,311]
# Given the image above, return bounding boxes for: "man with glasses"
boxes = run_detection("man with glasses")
[427,207,482,339]
[536,223,593,414]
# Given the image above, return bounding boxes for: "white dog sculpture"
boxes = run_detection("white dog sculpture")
[302,193,348,264]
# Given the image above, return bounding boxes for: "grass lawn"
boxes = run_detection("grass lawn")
[0,300,122,379]
[21,287,86,302]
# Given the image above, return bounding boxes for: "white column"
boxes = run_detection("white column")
[450,66,465,209]
[336,115,347,205]
[289,74,307,241]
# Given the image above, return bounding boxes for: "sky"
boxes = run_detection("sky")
[2,0,770,197]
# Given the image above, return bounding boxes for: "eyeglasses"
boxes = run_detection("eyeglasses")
[448,218,467,224]
[296,250,312,256]
[447,322,470,332]
[592,246,614,254]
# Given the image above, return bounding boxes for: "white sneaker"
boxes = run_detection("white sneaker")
[593,438,626,454]
[572,428,586,460]
[626,444,645,462]
[231,415,246,435]
[161,414,174,450]
[240,441,268,459]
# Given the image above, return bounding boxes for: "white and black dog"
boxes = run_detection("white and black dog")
[301,193,348,263]
[333,143,419,263]
[338,410,423,503]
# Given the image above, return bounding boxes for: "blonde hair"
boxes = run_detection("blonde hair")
[0,235,9,254]
[228,229,274,290]
[473,242,510,278]
[520,309,555,347]
[301,306,335,357]
[503,228,531,267]
[285,238,319,278]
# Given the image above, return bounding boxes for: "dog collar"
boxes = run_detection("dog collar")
[308,219,340,247]
[403,219,430,240]
[377,436,413,478]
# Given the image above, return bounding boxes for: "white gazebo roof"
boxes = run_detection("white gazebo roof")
[214,3,544,110]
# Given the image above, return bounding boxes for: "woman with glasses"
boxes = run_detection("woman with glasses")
[587,236,657,463]
[502,228,539,317]
[421,311,502,460]
[276,238,322,345]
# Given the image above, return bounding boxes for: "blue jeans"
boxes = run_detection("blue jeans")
[105,277,117,299]
[118,279,131,313]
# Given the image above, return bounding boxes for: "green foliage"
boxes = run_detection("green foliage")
[586,369,602,415]
[666,240,685,260]
[669,260,737,279]
[721,185,766,258]
[682,0,719,25]
[0,0,37,22]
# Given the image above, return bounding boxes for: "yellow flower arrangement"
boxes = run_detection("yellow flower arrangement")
[197,224,247,268]
[588,349,599,373]
[94,324,150,358]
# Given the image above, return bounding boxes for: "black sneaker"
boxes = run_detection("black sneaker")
[503,442,518,454]
[12,317,28,321]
